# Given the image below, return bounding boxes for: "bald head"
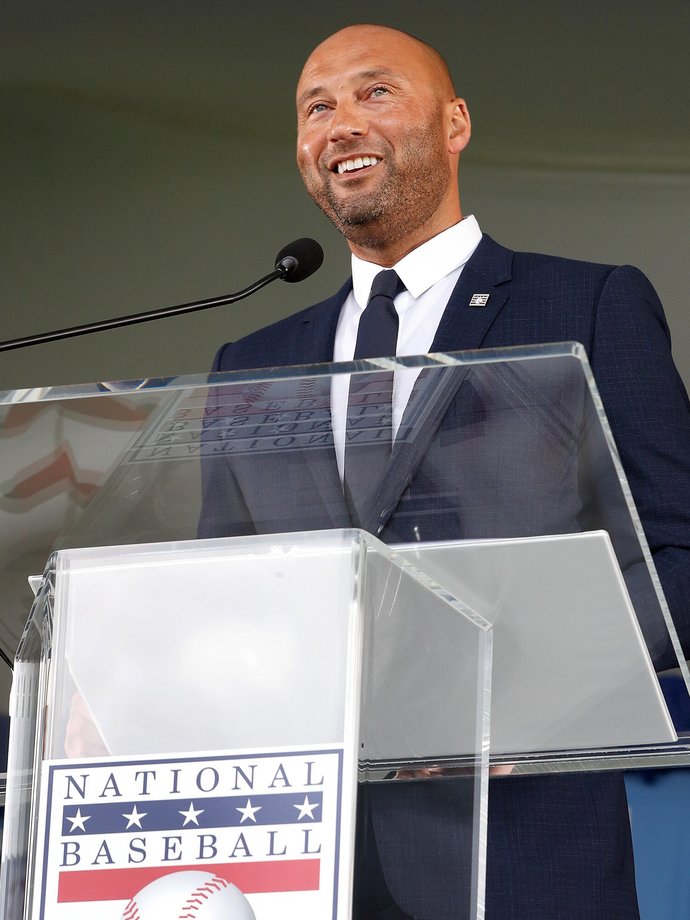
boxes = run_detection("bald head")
[298,24,457,105]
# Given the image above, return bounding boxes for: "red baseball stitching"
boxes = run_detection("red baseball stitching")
[178,875,230,918]
[122,874,232,919]
[122,899,140,920]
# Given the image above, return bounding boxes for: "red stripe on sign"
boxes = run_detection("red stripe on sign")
[58,859,320,902]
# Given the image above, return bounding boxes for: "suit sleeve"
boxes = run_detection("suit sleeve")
[589,265,690,659]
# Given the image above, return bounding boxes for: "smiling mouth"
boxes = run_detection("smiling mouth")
[333,156,380,175]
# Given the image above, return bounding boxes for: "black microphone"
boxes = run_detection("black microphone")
[275,237,324,283]
[0,238,324,353]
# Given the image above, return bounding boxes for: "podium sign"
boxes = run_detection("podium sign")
[2,530,491,920]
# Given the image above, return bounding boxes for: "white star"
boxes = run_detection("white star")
[66,808,91,833]
[122,805,147,829]
[293,795,319,820]
[179,801,205,827]
[236,798,262,824]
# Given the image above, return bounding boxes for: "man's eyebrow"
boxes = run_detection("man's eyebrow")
[356,68,400,81]
[297,69,402,110]
[297,85,327,110]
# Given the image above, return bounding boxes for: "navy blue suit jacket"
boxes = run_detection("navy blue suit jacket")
[201,235,690,919]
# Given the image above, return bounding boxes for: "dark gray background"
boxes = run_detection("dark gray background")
[1,0,688,390]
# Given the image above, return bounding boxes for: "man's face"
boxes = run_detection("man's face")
[296,26,468,256]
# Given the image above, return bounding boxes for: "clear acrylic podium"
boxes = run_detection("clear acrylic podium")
[0,343,688,919]
[4,530,491,919]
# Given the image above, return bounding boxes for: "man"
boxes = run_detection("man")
[201,24,690,920]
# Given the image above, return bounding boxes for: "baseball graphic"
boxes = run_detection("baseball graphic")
[121,871,256,919]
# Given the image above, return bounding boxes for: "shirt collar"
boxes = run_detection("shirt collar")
[351,215,482,308]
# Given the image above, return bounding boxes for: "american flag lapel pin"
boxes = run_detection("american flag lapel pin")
[469,293,490,307]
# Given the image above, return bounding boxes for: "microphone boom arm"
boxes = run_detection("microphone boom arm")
[0,268,284,353]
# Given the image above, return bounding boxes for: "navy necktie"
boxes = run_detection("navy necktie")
[353,269,404,360]
[345,270,405,522]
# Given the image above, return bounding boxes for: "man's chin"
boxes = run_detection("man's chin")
[324,196,385,230]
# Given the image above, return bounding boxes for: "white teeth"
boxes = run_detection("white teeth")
[336,156,379,174]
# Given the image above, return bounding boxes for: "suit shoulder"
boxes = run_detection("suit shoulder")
[509,247,659,307]
[513,248,616,282]
[474,234,626,295]
[212,284,349,372]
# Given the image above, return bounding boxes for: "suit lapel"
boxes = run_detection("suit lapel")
[286,282,352,527]
[358,363,472,535]
[295,373,351,529]
[363,235,515,534]
[430,234,513,354]
[284,281,351,365]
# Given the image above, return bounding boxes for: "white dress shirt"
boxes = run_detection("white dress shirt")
[332,215,483,476]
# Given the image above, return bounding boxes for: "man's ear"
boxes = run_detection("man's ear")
[448,98,471,154]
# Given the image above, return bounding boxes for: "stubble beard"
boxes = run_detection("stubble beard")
[302,124,451,251]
